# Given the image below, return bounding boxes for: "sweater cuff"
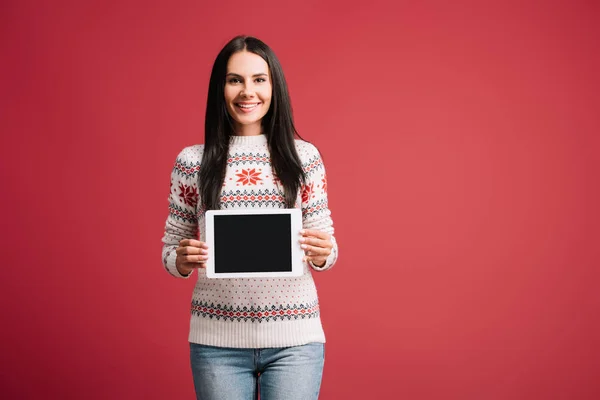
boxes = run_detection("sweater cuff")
[165,250,193,279]
[308,245,337,272]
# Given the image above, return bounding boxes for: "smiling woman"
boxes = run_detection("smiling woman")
[160,36,339,400]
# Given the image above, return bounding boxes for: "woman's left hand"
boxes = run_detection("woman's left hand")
[299,229,333,268]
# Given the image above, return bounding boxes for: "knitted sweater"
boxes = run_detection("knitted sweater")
[161,134,338,348]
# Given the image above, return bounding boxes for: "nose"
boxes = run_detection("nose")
[240,82,255,98]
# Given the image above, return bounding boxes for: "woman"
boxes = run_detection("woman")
[161,35,338,400]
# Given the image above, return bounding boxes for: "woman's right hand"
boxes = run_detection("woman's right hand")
[175,239,209,276]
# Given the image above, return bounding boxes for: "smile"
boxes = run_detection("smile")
[235,103,261,113]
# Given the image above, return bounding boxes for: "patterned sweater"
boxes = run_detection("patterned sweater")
[161,134,338,348]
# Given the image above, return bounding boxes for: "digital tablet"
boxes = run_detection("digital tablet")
[204,208,304,278]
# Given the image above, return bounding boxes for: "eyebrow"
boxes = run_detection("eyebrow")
[226,73,269,78]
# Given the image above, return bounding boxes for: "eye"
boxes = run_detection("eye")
[228,78,241,84]
[255,78,266,83]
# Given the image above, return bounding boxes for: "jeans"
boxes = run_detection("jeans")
[190,342,325,400]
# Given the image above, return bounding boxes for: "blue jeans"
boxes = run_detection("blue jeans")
[190,342,325,400]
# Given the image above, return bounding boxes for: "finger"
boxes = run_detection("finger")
[178,239,209,249]
[300,244,331,256]
[300,229,330,240]
[303,255,326,266]
[185,254,208,263]
[182,254,209,263]
[176,246,208,256]
[299,236,330,248]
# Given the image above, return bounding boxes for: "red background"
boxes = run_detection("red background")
[1,0,599,399]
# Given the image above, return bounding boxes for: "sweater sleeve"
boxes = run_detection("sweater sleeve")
[161,146,202,279]
[300,143,339,272]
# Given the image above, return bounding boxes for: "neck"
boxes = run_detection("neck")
[233,122,262,136]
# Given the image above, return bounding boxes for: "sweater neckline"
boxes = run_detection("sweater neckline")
[229,134,267,146]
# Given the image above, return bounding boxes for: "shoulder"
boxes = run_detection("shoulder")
[172,144,204,177]
[294,139,321,163]
[175,144,204,163]
[294,140,327,177]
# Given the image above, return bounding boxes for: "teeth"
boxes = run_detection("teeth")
[238,104,258,109]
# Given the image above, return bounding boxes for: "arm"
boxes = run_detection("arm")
[161,146,202,278]
[300,144,339,272]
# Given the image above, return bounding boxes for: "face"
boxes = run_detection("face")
[224,51,272,135]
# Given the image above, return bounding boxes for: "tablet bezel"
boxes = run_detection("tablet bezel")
[204,208,304,278]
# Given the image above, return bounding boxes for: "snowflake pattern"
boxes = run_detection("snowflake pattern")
[178,183,199,208]
[236,168,263,185]
[301,182,314,203]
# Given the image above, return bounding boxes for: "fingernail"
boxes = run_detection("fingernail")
[300,230,305,234]
[300,244,307,249]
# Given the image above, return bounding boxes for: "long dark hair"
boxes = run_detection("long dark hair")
[199,35,305,210]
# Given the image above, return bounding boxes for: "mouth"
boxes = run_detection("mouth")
[235,102,261,113]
